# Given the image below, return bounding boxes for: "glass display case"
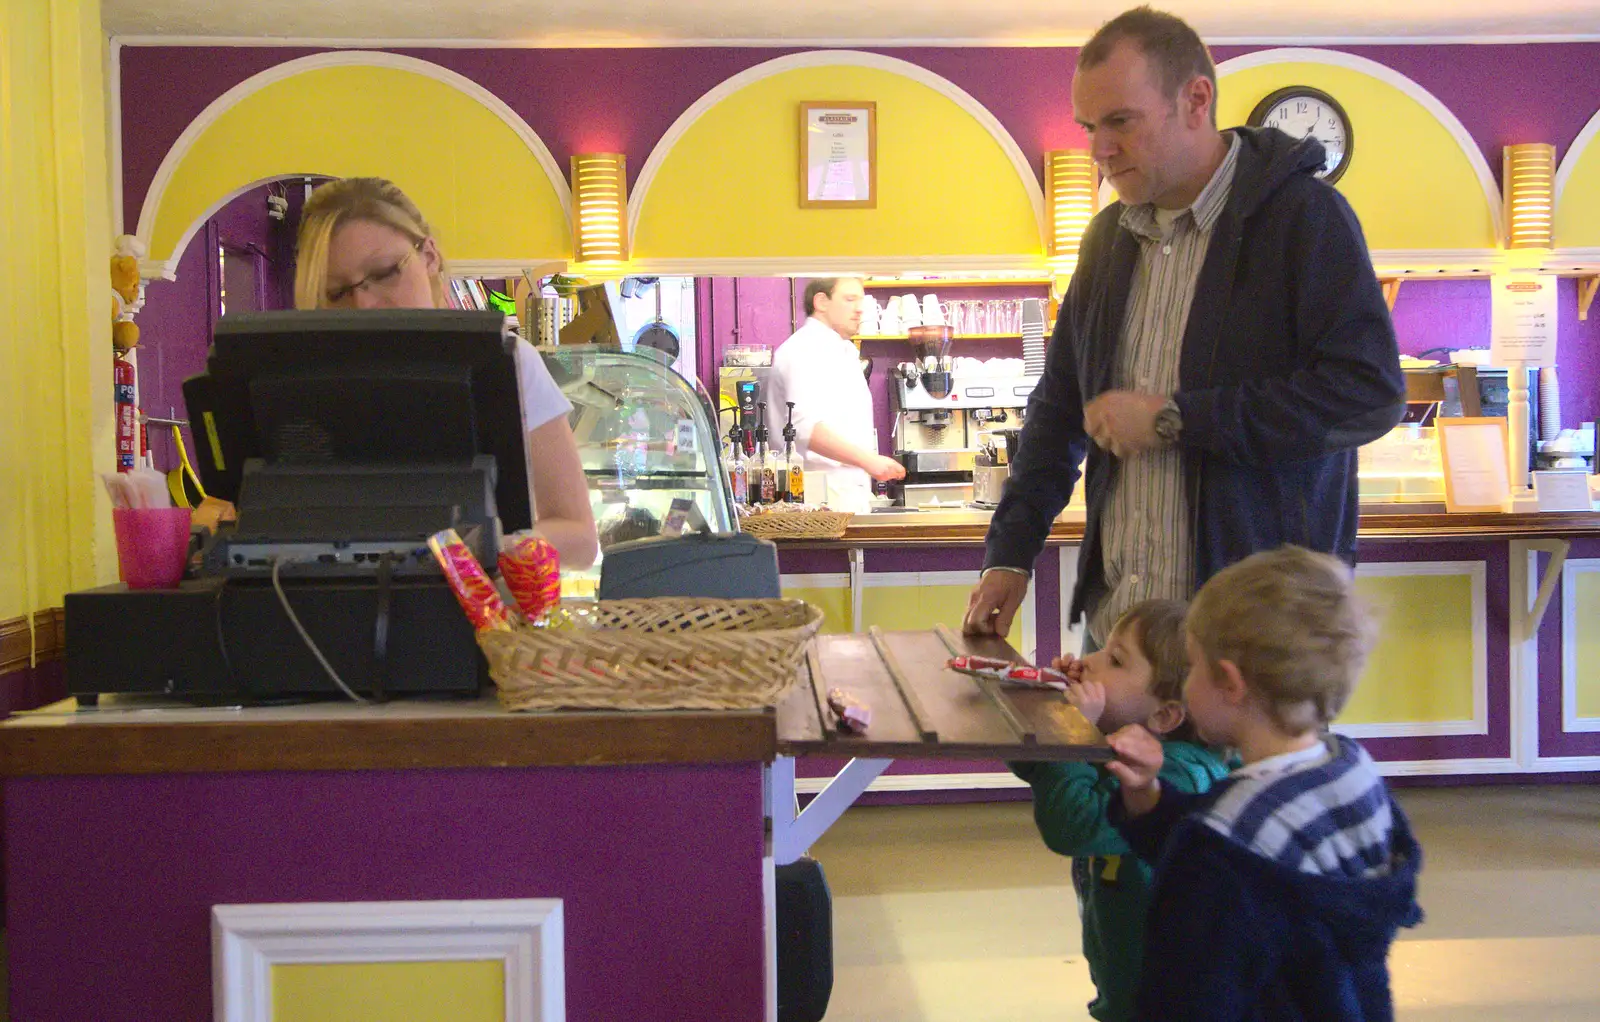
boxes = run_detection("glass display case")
[1359,423,1446,503]
[540,345,735,594]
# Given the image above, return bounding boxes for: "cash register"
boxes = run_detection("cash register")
[65,309,531,704]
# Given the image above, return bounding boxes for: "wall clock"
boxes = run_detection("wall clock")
[1247,86,1353,184]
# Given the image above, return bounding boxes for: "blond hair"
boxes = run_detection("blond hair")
[293,177,448,309]
[1187,546,1377,732]
[1112,598,1197,743]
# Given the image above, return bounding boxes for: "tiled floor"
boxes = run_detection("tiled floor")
[811,784,1600,1021]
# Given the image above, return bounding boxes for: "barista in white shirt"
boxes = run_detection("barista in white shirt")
[764,278,905,514]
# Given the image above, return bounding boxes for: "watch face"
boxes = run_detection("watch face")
[1248,87,1353,184]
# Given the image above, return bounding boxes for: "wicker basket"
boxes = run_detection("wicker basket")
[479,598,823,711]
[738,509,854,540]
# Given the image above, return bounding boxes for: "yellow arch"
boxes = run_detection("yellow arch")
[1556,109,1600,248]
[137,53,571,274]
[631,54,1043,269]
[1217,51,1499,253]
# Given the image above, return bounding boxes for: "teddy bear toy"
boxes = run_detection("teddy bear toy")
[111,234,146,352]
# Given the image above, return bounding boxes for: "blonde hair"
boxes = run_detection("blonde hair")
[1186,546,1377,732]
[1112,598,1197,743]
[293,177,448,309]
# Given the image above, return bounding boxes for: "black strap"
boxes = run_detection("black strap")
[371,552,395,703]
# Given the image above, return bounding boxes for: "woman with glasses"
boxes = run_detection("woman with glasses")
[293,177,598,568]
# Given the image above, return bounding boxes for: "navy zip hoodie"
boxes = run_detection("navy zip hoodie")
[1111,736,1424,1022]
[984,128,1405,622]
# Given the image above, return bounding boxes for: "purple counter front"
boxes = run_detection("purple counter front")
[1,707,774,1022]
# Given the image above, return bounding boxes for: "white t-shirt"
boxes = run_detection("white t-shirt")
[764,317,875,511]
[516,338,574,433]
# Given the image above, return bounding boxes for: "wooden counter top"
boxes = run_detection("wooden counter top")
[0,694,777,777]
[775,506,1600,548]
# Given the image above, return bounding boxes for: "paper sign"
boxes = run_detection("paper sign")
[1532,470,1593,512]
[1489,274,1559,366]
[1437,417,1510,512]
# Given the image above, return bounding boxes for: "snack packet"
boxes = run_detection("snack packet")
[427,529,513,632]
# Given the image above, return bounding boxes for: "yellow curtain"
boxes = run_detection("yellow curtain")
[0,0,115,640]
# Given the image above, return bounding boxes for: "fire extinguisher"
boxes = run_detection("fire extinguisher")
[114,355,137,472]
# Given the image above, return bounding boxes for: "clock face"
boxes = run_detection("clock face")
[1248,87,1353,184]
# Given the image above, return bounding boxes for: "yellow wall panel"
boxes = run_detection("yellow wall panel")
[147,64,570,267]
[782,584,852,635]
[1569,571,1600,719]
[1217,63,1497,251]
[0,0,116,622]
[1339,573,1477,725]
[1556,117,1600,248]
[863,583,973,633]
[634,65,1040,262]
[272,960,505,1022]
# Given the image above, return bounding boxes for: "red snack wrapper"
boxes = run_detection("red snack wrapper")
[826,687,872,734]
[427,529,513,632]
[946,655,1070,692]
[498,534,562,622]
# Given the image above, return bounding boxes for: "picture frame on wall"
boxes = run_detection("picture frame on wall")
[1437,416,1511,513]
[800,102,877,208]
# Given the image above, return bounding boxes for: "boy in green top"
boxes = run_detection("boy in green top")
[1011,600,1229,1022]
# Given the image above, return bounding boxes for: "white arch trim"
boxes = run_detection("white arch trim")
[133,50,572,276]
[1555,107,1600,207]
[1215,48,1504,242]
[626,49,1046,245]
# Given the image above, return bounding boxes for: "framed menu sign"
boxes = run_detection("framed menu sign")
[800,102,876,208]
[1437,417,1510,513]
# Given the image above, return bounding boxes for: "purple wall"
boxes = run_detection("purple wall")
[135,182,307,471]
[117,43,1600,462]
[117,43,1600,233]
[1391,277,1600,427]
[6,762,766,1021]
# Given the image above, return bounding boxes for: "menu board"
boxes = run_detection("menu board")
[1489,273,1559,366]
[1437,417,1510,513]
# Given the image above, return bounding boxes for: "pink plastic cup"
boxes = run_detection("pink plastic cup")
[112,507,193,589]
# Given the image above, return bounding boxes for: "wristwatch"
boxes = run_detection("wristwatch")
[1154,398,1182,445]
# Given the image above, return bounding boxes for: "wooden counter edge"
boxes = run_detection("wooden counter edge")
[773,510,1600,548]
[0,710,778,777]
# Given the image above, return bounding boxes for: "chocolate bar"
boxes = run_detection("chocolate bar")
[946,654,1070,692]
[826,687,871,734]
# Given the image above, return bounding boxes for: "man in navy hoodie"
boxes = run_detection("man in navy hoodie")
[963,7,1404,648]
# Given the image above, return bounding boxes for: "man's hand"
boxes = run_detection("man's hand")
[1106,724,1166,817]
[962,569,1030,636]
[1084,391,1167,458]
[864,454,907,482]
[1064,679,1106,728]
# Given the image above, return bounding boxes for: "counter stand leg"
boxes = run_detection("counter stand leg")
[849,547,864,633]
[772,756,892,866]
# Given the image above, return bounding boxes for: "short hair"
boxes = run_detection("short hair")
[1111,599,1197,743]
[1187,546,1378,732]
[293,177,448,310]
[1079,7,1218,119]
[803,278,845,316]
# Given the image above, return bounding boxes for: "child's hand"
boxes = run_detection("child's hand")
[1106,725,1165,817]
[1063,679,1106,727]
[1048,654,1086,682]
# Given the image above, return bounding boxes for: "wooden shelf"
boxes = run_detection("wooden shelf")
[856,332,1023,341]
[862,278,1052,289]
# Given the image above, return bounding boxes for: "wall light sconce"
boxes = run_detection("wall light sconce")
[1045,149,1098,271]
[1503,143,1556,251]
[571,153,629,264]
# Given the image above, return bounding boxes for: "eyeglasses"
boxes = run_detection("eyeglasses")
[325,241,424,306]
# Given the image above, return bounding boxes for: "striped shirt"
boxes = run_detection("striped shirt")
[1091,133,1241,644]
[1202,735,1397,880]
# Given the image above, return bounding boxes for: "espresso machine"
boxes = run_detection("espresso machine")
[889,326,1037,507]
